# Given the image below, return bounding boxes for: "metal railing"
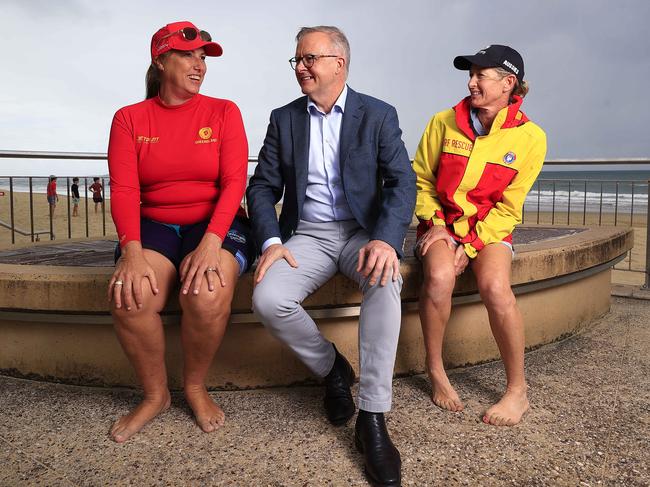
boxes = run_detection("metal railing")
[520,159,649,288]
[1,151,649,287]
[0,176,108,243]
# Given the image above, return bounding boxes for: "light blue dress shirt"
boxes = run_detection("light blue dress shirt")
[302,85,353,223]
[262,85,353,252]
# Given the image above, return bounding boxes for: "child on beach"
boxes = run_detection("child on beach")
[89,177,104,213]
[46,176,58,218]
[71,177,80,217]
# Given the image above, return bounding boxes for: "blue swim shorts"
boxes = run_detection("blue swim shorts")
[114,215,256,275]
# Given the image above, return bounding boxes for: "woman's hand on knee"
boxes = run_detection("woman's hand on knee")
[454,245,470,276]
[108,242,159,311]
[417,225,454,257]
[180,232,225,295]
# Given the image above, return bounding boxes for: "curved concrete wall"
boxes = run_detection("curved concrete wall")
[0,226,633,388]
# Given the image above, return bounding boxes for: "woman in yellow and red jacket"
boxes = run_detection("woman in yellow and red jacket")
[413,44,546,426]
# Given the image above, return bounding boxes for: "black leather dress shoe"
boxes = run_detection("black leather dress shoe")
[355,410,401,487]
[323,344,355,426]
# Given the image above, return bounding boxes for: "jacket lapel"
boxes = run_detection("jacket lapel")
[290,98,310,205]
[339,87,364,173]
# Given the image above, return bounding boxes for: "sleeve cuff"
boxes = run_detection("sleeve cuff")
[261,237,282,253]
[205,227,226,243]
[432,217,446,226]
[432,209,447,226]
[463,236,485,259]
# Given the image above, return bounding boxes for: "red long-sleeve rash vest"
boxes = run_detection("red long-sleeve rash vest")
[108,94,248,247]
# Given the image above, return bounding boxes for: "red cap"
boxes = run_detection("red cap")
[150,21,223,59]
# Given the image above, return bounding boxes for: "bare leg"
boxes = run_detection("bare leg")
[419,241,464,412]
[110,250,177,442]
[473,244,529,426]
[179,249,239,433]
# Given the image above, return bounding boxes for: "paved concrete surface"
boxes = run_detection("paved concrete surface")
[1,296,648,486]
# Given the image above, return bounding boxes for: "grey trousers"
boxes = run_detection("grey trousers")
[252,220,403,412]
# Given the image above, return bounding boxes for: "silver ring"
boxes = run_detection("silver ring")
[206,267,216,273]
[114,280,124,286]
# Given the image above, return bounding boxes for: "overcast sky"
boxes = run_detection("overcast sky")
[1,0,649,176]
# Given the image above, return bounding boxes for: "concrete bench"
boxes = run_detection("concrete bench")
[0,226,633,389]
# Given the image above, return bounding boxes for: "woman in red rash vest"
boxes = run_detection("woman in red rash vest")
[107,20,254,443]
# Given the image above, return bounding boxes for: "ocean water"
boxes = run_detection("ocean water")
[529,170,649,214]
[2,169,649,214]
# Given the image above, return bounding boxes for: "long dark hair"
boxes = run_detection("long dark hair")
[145,53,169,99]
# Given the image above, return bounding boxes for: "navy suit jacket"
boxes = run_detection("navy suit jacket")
[246,87,416,258]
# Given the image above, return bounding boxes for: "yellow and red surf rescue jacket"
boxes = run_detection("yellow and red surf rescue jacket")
[413,95,547,258]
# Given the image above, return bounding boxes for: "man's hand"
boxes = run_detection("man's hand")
[254,244,298,285]
[356,240,399,287]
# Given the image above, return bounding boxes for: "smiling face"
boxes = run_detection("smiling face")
[156,48,206,104]
[294,32,346,110]
[467,65,516,111]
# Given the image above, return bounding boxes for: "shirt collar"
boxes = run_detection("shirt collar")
[469,108,487,136]
[307,84,348,115]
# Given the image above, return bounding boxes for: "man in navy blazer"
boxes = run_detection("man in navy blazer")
[247,26,415,486]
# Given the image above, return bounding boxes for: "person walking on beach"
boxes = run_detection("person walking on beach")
[107,20,253,443]
[46,175,58,217]
[247,26,415,486]
[89,177,104,213]
[413,45,546,426]
[71,177,80,217]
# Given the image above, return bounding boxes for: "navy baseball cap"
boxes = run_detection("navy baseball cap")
[454,44,524,82]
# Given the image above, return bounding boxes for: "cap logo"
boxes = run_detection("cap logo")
[503,60,519,74]
[198,127,212,140]
[503,151,516,164]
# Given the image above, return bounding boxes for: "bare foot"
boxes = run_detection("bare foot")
[483,387,529,426]
[110,391,171,443]
[184,385,225,433]
[428,369,464,412]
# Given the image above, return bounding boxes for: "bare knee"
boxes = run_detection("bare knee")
[180,289,232,324]
[111,299,162,332]
[421,266,455,304]
[478,279,516,312]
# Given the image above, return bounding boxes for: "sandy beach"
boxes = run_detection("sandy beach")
[0,189,115,247]
[1,188,647,285]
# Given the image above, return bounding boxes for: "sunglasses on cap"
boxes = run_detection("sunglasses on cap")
[159,26,212,43]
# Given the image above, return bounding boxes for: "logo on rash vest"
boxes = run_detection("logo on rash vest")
[136,135,159,144]
[503,152,517,164]
[195,127,217,144]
